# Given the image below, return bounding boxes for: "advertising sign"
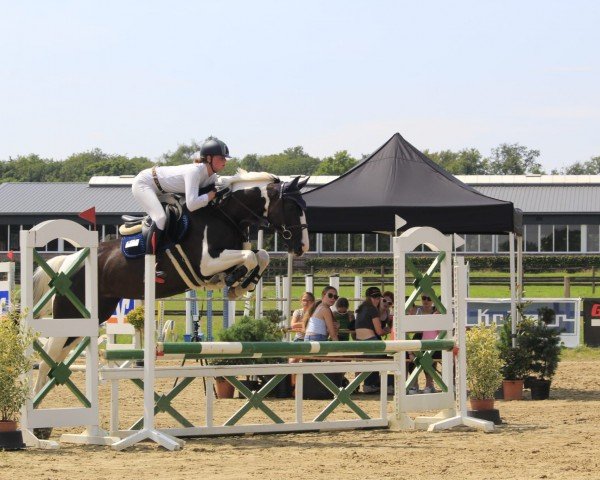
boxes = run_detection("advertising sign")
[582,298,600,347]
[466,298,580,348]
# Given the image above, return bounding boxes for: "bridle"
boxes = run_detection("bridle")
[216,181,308,241]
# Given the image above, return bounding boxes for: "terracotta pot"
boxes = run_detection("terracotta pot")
[215,377,235,399]
[469,398,495,411]
[503,379,524,401]
[0,420,17,433]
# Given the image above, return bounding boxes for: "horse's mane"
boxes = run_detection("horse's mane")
[220,169,279,192]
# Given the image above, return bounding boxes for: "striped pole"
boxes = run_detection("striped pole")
[104,339,455,361]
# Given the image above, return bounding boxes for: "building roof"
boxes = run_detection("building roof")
[0,174,599,217]
[0,182,141,215]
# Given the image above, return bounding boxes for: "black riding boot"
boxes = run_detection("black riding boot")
[150,226,166,283]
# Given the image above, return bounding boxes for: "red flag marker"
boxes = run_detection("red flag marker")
[79,207,97,230]
[7,250,14,261]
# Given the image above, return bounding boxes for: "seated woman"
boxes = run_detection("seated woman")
[379,291,394,336]
[332,297,355,341]
[355,286,391,393]
[290,292,315,342]
[303,286,339,342]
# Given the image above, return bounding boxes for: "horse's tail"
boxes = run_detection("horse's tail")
[32,255,69,318]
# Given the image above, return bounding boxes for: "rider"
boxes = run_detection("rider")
[131,136,230,266]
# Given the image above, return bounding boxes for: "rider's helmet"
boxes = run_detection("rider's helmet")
[200,136,231,159]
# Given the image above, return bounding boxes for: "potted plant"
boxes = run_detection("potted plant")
[0,307,36,450]
[466,323,503,415]
[125,305,145,366]
[498,321,531,400]
[209,316,285,399]
[518,314,562,400]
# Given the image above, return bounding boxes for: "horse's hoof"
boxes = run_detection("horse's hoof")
[33,427,53,440]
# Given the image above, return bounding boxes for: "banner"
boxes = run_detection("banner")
[466,298,580,348]
[582,298,600,347]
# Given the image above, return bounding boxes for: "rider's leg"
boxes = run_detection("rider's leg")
[132,178,167,281]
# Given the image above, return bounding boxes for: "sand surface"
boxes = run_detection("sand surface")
[2,360,600,480]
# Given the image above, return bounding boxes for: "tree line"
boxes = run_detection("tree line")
[1,142,598,182]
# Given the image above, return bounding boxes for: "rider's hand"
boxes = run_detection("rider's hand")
[207,190,217,202]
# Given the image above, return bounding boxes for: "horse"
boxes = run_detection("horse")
[31,170,309,397]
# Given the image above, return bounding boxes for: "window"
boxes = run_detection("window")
[308,232,317,252]
[480,235,493,252]
[337,234,349,252]
[455,234,465,252]
[497,234,510,252]
[103,225,118,241]
[0,225,7,251]
[540,225,553,252]
[321,233,335,252]
[554,225,567,252]
[378,234,391,252]
[525,225,539,252]
[568,225,581,252]
[9,225,23,252]
[587,225,600,252]
[364,233,377,252]
[465,234,479,252]
[350,234,362,252]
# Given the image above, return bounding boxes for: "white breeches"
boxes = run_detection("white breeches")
[132,177,167,230]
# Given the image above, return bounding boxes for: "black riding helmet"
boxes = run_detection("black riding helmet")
[200,136,231,158]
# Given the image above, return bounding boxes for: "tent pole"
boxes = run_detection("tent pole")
[509,232,517,347]
[286,252,294,328]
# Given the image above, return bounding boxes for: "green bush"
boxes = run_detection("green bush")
[518,316,562,381]
[0,307,37,422]
[466,323,504,400]
[211,316,284,366]
[497,320,532,380]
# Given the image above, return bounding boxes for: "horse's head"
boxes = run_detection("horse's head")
[266,177,309,256]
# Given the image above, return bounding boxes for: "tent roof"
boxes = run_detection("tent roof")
[303,133,520,234]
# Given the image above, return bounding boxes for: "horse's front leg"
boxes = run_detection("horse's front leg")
[240,249,270,292]
[200,248,258,288]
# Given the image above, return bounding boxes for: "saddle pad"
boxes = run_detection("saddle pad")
[120,233,146,259]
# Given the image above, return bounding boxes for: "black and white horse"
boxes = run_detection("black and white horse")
[32,171,309,394]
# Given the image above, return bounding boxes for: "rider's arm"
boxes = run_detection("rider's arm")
[185,166,212,211]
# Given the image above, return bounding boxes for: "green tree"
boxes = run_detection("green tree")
[160,141,202,166]
[0,154,54,182]
[259,146,320,175]
[313,150,358,175]
[240,153,262,172]
[561,156,600,174]
[54,149,152,181]
[487,143,544,175]
[424,148,488,175]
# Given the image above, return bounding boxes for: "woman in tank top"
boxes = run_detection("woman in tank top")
[303,286,339,342]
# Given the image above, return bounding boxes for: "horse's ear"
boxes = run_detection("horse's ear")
[298,176,309,190]
[287,176,300,191]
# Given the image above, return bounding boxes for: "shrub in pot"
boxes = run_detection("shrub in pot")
[466,323,503,411]
[209,316,286,398]
[498,321,532,400]
[518,315,562,400]
[0,307,36,450]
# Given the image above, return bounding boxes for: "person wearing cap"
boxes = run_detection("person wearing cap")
[355,286,391,393]
[131,136,230,277]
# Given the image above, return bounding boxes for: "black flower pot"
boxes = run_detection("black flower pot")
[0,430,25,451]
[530,379,551,400]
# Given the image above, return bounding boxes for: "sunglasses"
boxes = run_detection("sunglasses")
[326,293,339,300]
[421,296,432,301]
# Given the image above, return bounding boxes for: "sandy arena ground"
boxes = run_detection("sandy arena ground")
[2,359,600,480]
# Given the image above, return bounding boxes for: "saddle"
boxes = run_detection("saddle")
[119,193,189,258]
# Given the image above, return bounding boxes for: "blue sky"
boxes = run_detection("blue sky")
[1,1,598,171]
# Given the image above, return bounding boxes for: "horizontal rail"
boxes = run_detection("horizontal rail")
[104,339,455,361]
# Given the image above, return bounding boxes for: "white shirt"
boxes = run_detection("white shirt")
[142,163,217,211]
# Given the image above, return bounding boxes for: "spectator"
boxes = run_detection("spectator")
[290,292,315,342]
[380,291,394,334]
[355,286,390,393]
[303,286,339,342]
[332,297,355,341]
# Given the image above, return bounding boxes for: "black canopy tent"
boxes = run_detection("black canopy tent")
[303,133,522,235]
